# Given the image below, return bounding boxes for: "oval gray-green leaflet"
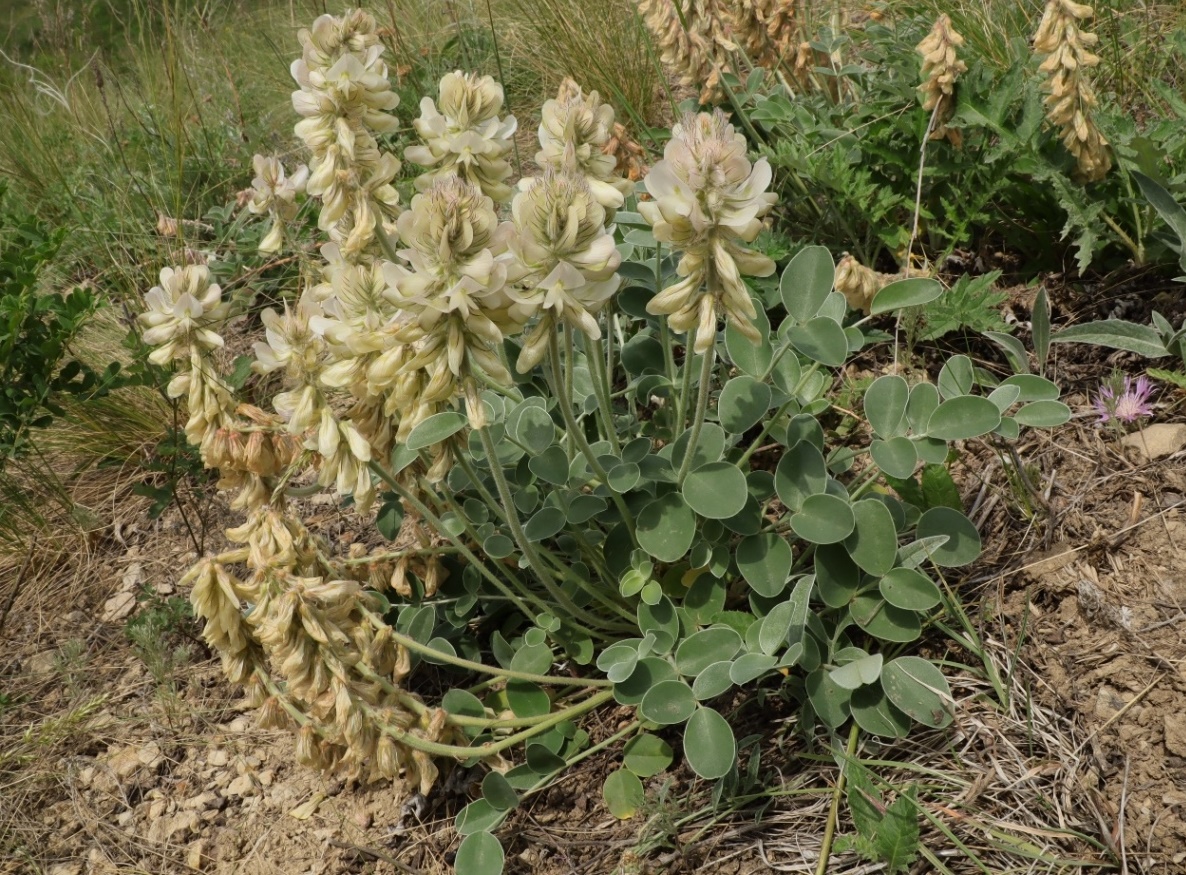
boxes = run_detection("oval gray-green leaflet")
[405,410,467,450]
[864,374,910,438]
[481,771,519,811]
[869,276,943,315]
[736,533,793,597]
[613,657,677,706]
[675,627,744,677]
[880,655,954,728]
[916,506,981,567]
[781,244,835,323]
[528,445,569,485]
[844,499,898,576]
[729,652,778,685]
[455,831,504,875]
[726,305,774,376]
[878,567,942,610]
[603,769,645,819]
[806,667,852,730]
[937,354,975,400]
[455,798,507,835]
[787,317,849,367]
[849,593,922,643]
[671,421,726,470]
[790,493,855,544]
[622,733,674,778]
[1013,400,1071,427]
[524,506,566,541]
[925,396,1001,441]
[597,641,640,683]
[718,375,773,434]
[639,679,697,725]
[828,652,883,690]
[850,683,912,738]
[514,405,556,453]
[692,660,736,700]
[870,437,918,479]
[637,493,696,562]
[683,707,736,779]
[683,462,748,519]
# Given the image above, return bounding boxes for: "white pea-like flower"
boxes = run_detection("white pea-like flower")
[139,265,232,364]
[639,111,776,353]
[406,71,518,203]
[248,155,309,253]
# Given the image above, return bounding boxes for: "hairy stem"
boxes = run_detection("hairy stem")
[676,335,716,485]
[816,722,861,875]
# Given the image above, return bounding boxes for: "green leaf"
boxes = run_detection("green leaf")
[529,446,570,485]
[692,661,735,700]
[790,494,855,544]
[806,668,852,730]
[637,494,696,562]
[718,376,772,434]
[607,461,641,493]
[683,462,748,519]
[925,396,1001,441]
[937,355,975,399]
[514,406,556,453]
[879,567,941,610]
[671,422,726,470]
[829,653,883,690]
[613,657,677,705]
[816,544,860,609]
[1033,285,1051,372]
[603,769,645,819]
[775,441,828,511]
[725,305,774,376]
[456,799,508,835]
[864,375,909,438]
[781,245,835,322]
[1013,400,1071,427]
[623,733,674,778]
[985,331,1030,375]
[456,831,505,875]
[524,506,566,541]
[919,464,962,511]
[849,595,922,643]
[875,788,920,872]
[481,771,520,811]
[916,506,981,567]
[881,656,954,728]
[1050,321,1169,358]
[906,382,939,432]
[870,438,917,479]
[639,679,697,725]
[736,533,794,598]
[850,684,912,738]
[869,277,944,315]
[787,317,849,367]
[1133,170,1186,274]
[405,411,466,450]
[505,680,550,718]
[376,500,404,541]
[1001,374,1061,402]
[844,500,898,576]
[675,627,744,677]
[683,707,736,779]
[728,652,778,684]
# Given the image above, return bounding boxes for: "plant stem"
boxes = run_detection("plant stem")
[816,722,861,875]
[586,333,621,454]
[676,335,716,485]
[475,426,618,633]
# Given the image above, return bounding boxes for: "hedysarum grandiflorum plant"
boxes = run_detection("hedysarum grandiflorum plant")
[247,155,309,254]
[142,10,1076,873]
[406,71,518,203]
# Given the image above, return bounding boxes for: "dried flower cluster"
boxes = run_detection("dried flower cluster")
[641,110,776,353]
[916,14,967,146]
[1033,0,1111,182]
[638,0,801,103]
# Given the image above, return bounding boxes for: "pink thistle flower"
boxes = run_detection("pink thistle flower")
[1093,374,1155,424]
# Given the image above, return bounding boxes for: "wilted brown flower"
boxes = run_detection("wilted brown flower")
[916,15,968,146]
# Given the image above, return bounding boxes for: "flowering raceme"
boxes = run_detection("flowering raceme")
[535,82,634,212]
[406,71,518,203]
[506,170,622,371]
[640,111,776,353]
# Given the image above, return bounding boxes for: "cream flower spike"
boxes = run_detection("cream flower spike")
[406,71,518,203]
[535,81,633,211]
[507,170,622,371]
[139,265,232,365]
[639,111,776,353]
[248,155,309,254]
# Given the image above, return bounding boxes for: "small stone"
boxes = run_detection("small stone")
[352,809,373,830]
[168,811,201,841]
[120,562,143,592]
[1166,715,1186,757]
[226,774,257,798]
[77,767,95,789]
[182,792,223,812]
[186,839,210,871]
[49,864,82,875]
[148,799,168,820]
[117,810,135,827]
[1095,685,1128,721]
[1123,423,1186,462]
[226,716,251,733]
[100,592,137,623]
[137,742,164,769]
[257,769,274,787]
[244,754,261,768]
[27,650,58,676]
[207,749,229,768]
